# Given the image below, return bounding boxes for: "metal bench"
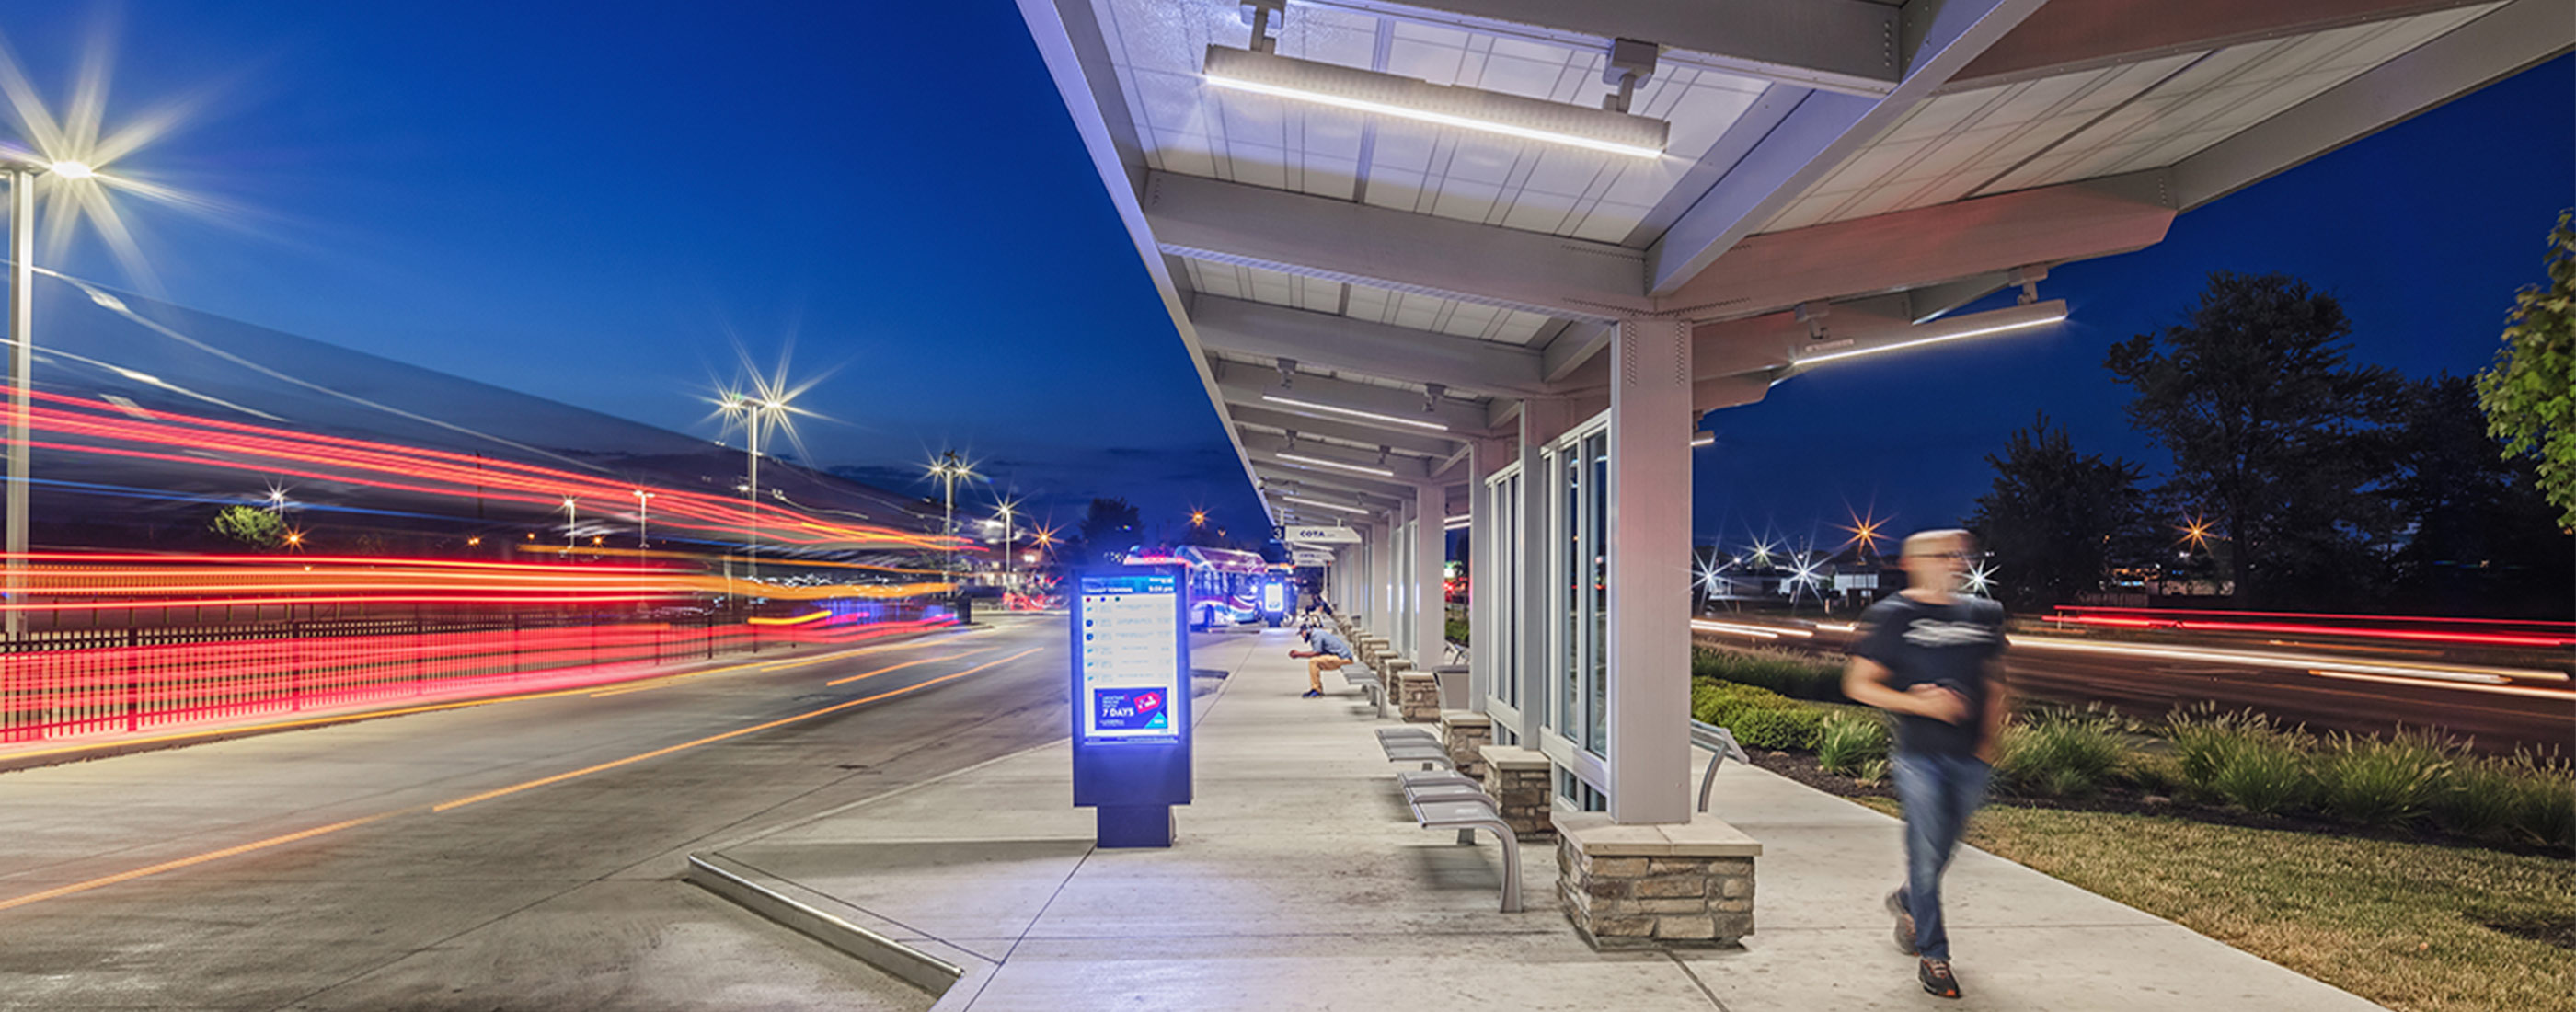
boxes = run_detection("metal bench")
[1407,799,1523,912]
[1376,727,1439,746]
[1691,720,1752,814]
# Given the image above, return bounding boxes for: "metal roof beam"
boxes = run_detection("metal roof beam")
[1146,170,1650,321]
[1212,360,1501,435]
[1945,0,2506,93]
[1252,466,1409,509]
[1642,0,2053,296]
[1240,431,1443,483]
[1191,294,1550,396]
[2170,0,2570,211]
[1307,0,1904,95]
[1662,170,2175,323]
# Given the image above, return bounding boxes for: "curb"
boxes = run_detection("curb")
[685,852,975,1000]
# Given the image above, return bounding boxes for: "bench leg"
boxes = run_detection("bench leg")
[1697,753,1725,814]
[1480,822,1522,913]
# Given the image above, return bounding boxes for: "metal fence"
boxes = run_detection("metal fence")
[0,599,952,743]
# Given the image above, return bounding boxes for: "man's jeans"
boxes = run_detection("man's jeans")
[1891,752,1992,960]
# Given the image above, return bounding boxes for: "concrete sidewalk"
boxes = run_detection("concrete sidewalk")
[693,627,2387,1011]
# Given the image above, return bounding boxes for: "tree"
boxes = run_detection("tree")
[2476,210,2576,527]
[2385,374,2576,615]
[1078,497,1141,564]
[2105,271,2404,608]
[1966,414,2151,610]
[211,505,284,550]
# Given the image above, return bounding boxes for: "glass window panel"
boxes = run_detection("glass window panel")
[1586,431,1610,754]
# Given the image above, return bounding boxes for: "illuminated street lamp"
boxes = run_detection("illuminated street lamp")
[994,498,1019,591]
[926,451,974,586]
[632,489,653,548]
[561,496,578,550]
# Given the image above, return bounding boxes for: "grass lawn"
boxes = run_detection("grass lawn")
[1857,799,2576,1012]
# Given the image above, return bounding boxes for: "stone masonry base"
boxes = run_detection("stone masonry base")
[1476,745,1554,839]
[1436,711,1490,781]
[1553,811,1761,949]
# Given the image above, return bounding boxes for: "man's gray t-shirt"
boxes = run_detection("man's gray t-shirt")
[1853,593,2008,757]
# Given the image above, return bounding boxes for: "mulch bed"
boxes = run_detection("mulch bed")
[1744,746,2574,861]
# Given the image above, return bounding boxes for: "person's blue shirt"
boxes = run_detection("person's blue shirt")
[1310,629,1354,660]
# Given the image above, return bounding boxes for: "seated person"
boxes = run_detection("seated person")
[1287,627,1355,698]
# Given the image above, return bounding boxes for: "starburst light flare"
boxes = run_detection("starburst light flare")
[0,23,232,293]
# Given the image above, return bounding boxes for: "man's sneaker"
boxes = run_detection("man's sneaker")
[1918,958,1961,999]
[1885,889,1917,955]
[1300,689,1323,698]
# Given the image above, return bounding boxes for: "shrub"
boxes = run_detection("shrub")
[2314,731,2453,828]
[1692,646,1847,702]
[2119,750,2184,795]
[1816,710,1890,776]
[2436,753,2528,841]
[1690,681,1828,749]
[1995,713,2126,799]
[1730,707,1825,751]
[1443,617,1469,646]
[2169,707,2311,815]
[2501,752,2576,848]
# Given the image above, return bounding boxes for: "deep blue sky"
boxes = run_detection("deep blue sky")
[3,5,2568,550]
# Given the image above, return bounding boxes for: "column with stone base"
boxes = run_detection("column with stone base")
[1437,711,1491,780]
[1554,811,1760,949]
[1477,745,1555,838]
[1397,671,1441,722]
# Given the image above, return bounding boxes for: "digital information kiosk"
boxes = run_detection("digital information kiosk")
[1069,567,1191,847]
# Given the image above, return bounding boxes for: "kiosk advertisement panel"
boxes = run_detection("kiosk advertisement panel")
[1069,567,1190,847]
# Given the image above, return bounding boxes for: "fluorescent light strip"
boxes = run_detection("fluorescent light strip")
[1796,311,2068,367]
[1276,452,1396,477]
[1203,75,1664,160]
[1281,495,1369,515]
[1260,394,1449,431]
[1689,432,1715,447]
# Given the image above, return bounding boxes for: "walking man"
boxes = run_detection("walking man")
[1840,529,2009,999]
[1287,626,1354,698]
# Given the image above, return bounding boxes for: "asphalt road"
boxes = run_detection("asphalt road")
[0,615,1075,1012]
[1697,622,2575,752]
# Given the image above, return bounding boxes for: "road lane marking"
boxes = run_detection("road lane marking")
[0,640,1045,914]
[0,812,393,913]
[824,649,995,686]
[431,647,1043,813]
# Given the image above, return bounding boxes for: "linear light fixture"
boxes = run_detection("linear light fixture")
[1795,301,2069,367]
[1689,432,1716,448]
[1282,495,1369,515]
[1442,515,1471,530]
[1204,47,1668,160]
[1276,452,1396,477]
[1261,394,1449,432]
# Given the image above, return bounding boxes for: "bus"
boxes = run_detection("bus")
[1174,546,1271,628]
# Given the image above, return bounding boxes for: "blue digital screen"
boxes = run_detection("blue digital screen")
[1092,686,1170,731]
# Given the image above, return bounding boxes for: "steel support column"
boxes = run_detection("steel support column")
[1512,399,1570,748]
[1606,319,1694,824]
[1413,482,1445,669]
[1466,437,1506,711]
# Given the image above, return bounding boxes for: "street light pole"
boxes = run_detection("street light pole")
[6,167,33,641]
[562,497,577,550]
[995,501,1015,592]
[633,489,652,548]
